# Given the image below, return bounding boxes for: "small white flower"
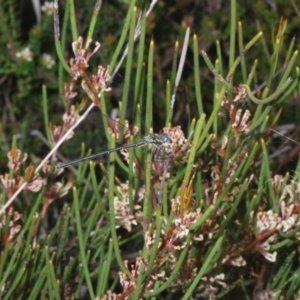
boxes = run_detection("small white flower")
[42,53,55,69]
[232,256,246,267]
[16,47,33,62]
[41,1,54,15]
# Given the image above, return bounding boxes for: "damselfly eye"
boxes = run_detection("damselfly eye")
[160,133,171,142]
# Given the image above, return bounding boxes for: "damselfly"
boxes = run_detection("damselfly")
[56,129,172,169]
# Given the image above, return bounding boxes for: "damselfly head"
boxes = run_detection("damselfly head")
[161,126,191,163]
[160,133,173,144]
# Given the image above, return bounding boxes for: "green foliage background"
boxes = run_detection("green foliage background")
[1,0,300,299]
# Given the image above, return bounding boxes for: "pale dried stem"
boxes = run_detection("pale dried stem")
[0,103,95,215]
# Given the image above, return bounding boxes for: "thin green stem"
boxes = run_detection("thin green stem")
[73,188,95,298]
[228,0,236,68]
[85,0,102,45]
[108,0,136,74]
[68,0,78,41]
[193,34,203,116]
[181,235,224,300]
[244,77,292,105]
[108,134,130,275]
[144,234,193,297]
[118,5,137,143]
